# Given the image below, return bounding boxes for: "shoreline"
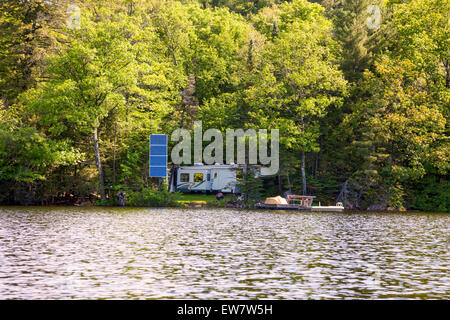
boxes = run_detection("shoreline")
[0,204,447,214]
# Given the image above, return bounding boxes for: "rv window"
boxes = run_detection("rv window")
[194,173,203,182]
[180,173,190,182]
[214,172,218,179]
[236,169,243,181]
[207,173,210,181]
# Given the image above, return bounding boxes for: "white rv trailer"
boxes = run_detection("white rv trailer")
[169,164,259,194]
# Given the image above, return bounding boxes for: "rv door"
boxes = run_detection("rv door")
[206,169,212,192]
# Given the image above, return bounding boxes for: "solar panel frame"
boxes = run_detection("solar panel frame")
[149,134,168,178]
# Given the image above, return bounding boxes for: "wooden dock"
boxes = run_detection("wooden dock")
[286,195,315,207]
[311,205,344,212]
[256,195,315,210]
[256,195,345,212]
[255,203,311,210]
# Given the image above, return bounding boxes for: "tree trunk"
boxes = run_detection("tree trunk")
[444,60,449,88]
[113,118,117,186]
[278,172,283,195]
[315,151,319,179]
[301,149,307,195]
[171,44,178,66]
[93,126,106,201]
[301,119,307,195]
[286,171,291,190]
[243,163,248,205]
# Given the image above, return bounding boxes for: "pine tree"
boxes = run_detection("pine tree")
[0,0,66,106]
[331,0,379,82]
[177,74,199,129]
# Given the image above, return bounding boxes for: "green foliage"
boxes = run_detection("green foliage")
[0,0,66,105]
[408,173,450,212]
[176,193,229,207]
[200,0,280,16]
[307,172,340,205]
[0,121,81,204]
[248,0,347,147]
[237,167,264,206]
[23,6,144,135]
[126,188,181,207]
[328,0,384,82]
[339,0,449,209]
[0,124,80,183]
[0,0,447,211]
[95,198,117,206]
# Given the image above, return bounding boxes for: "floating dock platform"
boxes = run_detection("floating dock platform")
[311,205,344,212]
[255,195,345,212]
[255,203,311,210]
[255,203,344,211]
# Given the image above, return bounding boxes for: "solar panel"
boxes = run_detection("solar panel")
[149,134,167,178]
[150,134,167,145]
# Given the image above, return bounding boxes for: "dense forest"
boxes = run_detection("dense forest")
[0,0,448,211]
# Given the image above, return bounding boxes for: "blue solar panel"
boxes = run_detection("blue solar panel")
[150,134,167,145]
[150,156,166,166]
[150,166,167,178]
[149,134,167,178]
[150,145,167,156]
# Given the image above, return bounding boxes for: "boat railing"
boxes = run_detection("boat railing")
[286,195,315,207]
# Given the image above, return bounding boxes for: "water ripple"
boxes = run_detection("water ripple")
[0,207,448,299]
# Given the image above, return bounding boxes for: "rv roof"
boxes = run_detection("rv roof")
[177,164,242,170]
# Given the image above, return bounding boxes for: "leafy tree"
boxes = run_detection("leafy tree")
[388,0,449,93]
[21,3,177,200]
[247,0,347,195]
[199,0,280,16]
[349,57,446,207]
[339,0,449,209]
[0,121,81,204]
[236,167,264,207]
[0,0,447,211]
[408,170,450,212]
[0,0,66,106]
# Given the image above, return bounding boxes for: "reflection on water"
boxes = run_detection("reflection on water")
[0,207,448,299]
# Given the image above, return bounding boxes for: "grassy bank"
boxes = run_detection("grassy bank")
[176,193,233,207]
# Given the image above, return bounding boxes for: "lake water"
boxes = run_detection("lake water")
[0,207,448,299]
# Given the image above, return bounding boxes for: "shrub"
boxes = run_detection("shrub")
[126,188,181,207]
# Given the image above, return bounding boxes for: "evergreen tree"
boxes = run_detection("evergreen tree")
[0,0,66,106]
